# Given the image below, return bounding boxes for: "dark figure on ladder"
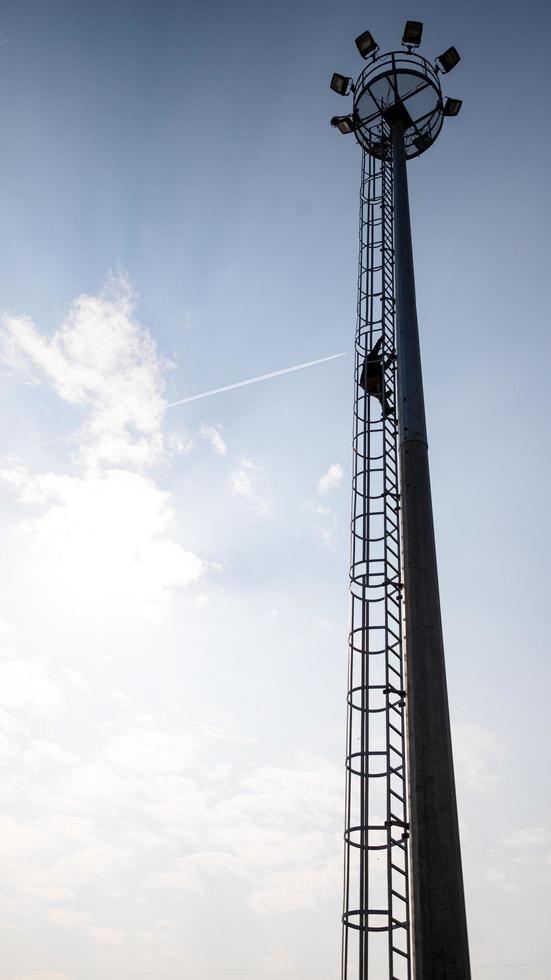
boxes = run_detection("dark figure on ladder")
[360,336,395,418]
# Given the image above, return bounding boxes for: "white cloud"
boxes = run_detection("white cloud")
[166,430,194,455]
[228,457,273,519]
[303,495,337,550]
[302,500,331,516]
[143,750,343,918]
[454,721,503,792]
[0,275,208,614]
[205,754,342,915]
[504,828,547,850]
[318,463,343,495]
[249,857,340,915]
[1,465,205,612]
[16,974,73,980]
[109,688,133,705]
[0,275,343,964]
[24,739,81,772]
[229,466,253,496]
[0,665,343,960]
[151,853,223,895]
[254,498,273,519]
[316,525,335,550]
[47,907,92,928]
[105,727,198,775]
[1,273,167,470]
[0,658,62,719]
[200,423,226,455]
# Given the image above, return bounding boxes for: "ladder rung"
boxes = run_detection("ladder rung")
[391,891,408,906]
[391,862,406,876]
[392,945,409,958]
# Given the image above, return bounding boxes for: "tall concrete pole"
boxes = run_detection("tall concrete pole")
[391,117,471,980]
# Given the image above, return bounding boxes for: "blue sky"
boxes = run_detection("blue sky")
[0,1,550,979]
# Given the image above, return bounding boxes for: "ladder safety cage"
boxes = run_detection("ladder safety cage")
[342,128,412,980]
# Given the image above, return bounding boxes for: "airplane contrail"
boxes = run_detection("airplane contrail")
[0,431,80,462]
[0,352,347,461]
[166,352,347,407]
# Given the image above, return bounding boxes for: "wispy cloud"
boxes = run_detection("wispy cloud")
[0,656,62,720]
[302,500,331,516]
[318,463,343,496]
[454,721,503,792]
[200,423,226,456]
[229,466,253,496]
[228,457,272,518]
[503,827,547,850]
[302,463,344,549]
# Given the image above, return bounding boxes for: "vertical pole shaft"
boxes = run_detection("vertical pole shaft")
[391,118,471,980]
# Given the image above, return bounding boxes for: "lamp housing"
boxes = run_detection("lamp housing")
[355,30,378,59]
[331,115,356,135]
[413,134,431,152]
[443,97,462,117]
[437,46,460,73]
[330,73,353,96]
[402,21,423,47]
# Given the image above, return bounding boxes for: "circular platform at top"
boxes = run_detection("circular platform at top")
[353,50,443,159]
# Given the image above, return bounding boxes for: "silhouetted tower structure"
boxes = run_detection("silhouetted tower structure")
[330,22,470,980]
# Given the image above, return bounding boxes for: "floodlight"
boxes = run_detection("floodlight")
[355,30,378,59]
[330,73,353,96]
[436,46,460,73]
[371,140,389,160]
[443,97,462,117]
[331,115,356,134]
[413,134,431,152]
[402,21,423,47]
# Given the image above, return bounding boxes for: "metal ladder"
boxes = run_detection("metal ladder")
[342,133,412,980]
